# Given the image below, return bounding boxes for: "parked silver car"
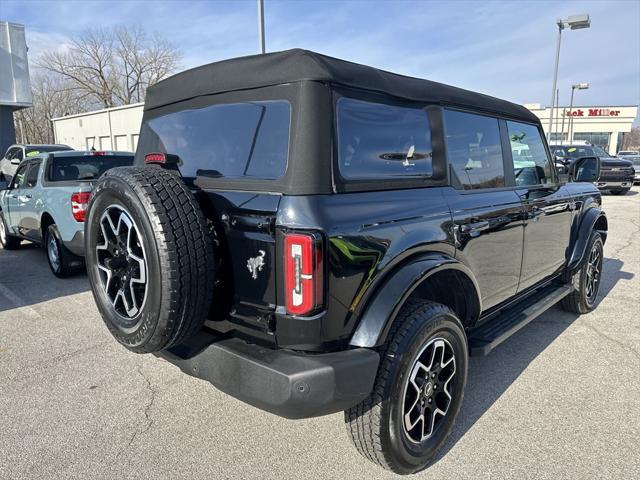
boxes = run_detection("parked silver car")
[0,150,134,277]
[0,144,72,183]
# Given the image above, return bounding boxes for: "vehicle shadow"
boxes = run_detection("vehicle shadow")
[0,243,89,314]
[433,257,633,462]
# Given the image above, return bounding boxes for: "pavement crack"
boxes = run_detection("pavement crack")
[604,218,640,262]
[117,364,157,457]
[580,320,640,363]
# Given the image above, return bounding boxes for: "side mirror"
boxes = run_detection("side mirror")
[0,180,8,190]
[568,156,600,183]
[10,158,21,165]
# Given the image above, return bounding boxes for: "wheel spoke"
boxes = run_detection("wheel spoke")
[402,336,457,443]
[96,206,147,320]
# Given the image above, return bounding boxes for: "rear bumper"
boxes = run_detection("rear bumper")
[156,335,380,419]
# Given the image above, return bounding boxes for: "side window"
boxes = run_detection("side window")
[4,147,18,160]
[443,109,504,189]
[336,98,433,179]
[14,149,24,161]
[25,162,41,188]
[10,164,28,189]
[507,121,553,186]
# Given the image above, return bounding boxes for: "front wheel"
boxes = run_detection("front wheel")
[0,211,21,250]
[344,300,468,474]
[561,231,604,314]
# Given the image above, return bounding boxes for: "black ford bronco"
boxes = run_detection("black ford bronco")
[84,49,607,474]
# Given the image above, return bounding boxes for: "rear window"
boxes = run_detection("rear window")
[49,155,134,181]
[336,98,433,179]
[140,100,291,180]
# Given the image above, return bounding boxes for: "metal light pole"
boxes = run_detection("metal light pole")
[567,83,589,142]
[258,0,266,54]
[547,14,591,140]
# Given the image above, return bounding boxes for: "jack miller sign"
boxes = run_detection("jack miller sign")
[563,108,621,117]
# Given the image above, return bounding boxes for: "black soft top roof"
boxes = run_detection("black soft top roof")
[145,49,538,123]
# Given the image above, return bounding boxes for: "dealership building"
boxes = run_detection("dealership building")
[524,104,638,155]
[51,102,638,157]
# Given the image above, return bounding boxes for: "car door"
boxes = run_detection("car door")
[442,109,525,311]
[4,162,29,234]
[18,159,43,240]
[506,121,575,291]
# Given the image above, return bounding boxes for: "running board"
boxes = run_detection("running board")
[468,284,574,357]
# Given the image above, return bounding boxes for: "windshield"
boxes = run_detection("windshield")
[49,155,134,181]
[591,145,612,158]
[26,146,72,156]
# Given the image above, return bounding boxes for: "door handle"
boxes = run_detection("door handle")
[460,220,490,234]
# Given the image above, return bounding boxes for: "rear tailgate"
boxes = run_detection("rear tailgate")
[202,190,281,333]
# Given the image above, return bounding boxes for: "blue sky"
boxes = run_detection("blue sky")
[2,0,639,109]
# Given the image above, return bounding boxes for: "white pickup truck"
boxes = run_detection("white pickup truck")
[0,150,134,277]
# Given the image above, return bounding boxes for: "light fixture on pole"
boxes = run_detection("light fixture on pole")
[547,14,591,140]
[258,0,266,54]
[566,82,589,142]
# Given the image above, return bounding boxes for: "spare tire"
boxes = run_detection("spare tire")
[85,166,215,353]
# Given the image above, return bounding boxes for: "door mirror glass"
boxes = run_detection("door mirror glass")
[569,156,600,183]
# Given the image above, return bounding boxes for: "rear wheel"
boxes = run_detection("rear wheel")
[45,224,83,278]
[562,231,604,314]
[344,300,468,474]
[0,211,21,250]
[85,166,215,353]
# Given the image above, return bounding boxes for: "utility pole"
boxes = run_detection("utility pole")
[258,0,266,54]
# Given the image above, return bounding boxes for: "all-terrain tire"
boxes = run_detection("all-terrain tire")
[344,300,468,474]
[85,166,215,353]
[561,231,604,314]
[0,211,21,250]
[45,224,84,277]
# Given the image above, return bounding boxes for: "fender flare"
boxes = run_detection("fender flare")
[349,254,481,348]
[566,207,607,273]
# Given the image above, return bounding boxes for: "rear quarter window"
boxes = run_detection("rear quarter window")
[139,100,291,180]
[336,98,433,179]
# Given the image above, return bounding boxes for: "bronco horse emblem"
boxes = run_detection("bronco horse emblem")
[247,250,266,280]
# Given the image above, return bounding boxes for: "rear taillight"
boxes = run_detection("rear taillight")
[71,192,90,222]
[284,232,323,315]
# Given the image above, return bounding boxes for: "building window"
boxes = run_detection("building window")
[573,132,610,150]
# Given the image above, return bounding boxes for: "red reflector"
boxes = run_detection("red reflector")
[284,232,323,315]
[145,152,166,164]
[71,192,91,222]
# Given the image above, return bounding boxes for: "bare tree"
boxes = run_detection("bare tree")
[14,73,89,144]
[38,26,181,108]
[622,127,640,151]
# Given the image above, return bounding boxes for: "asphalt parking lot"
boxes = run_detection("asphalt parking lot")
[1,188,639,480]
